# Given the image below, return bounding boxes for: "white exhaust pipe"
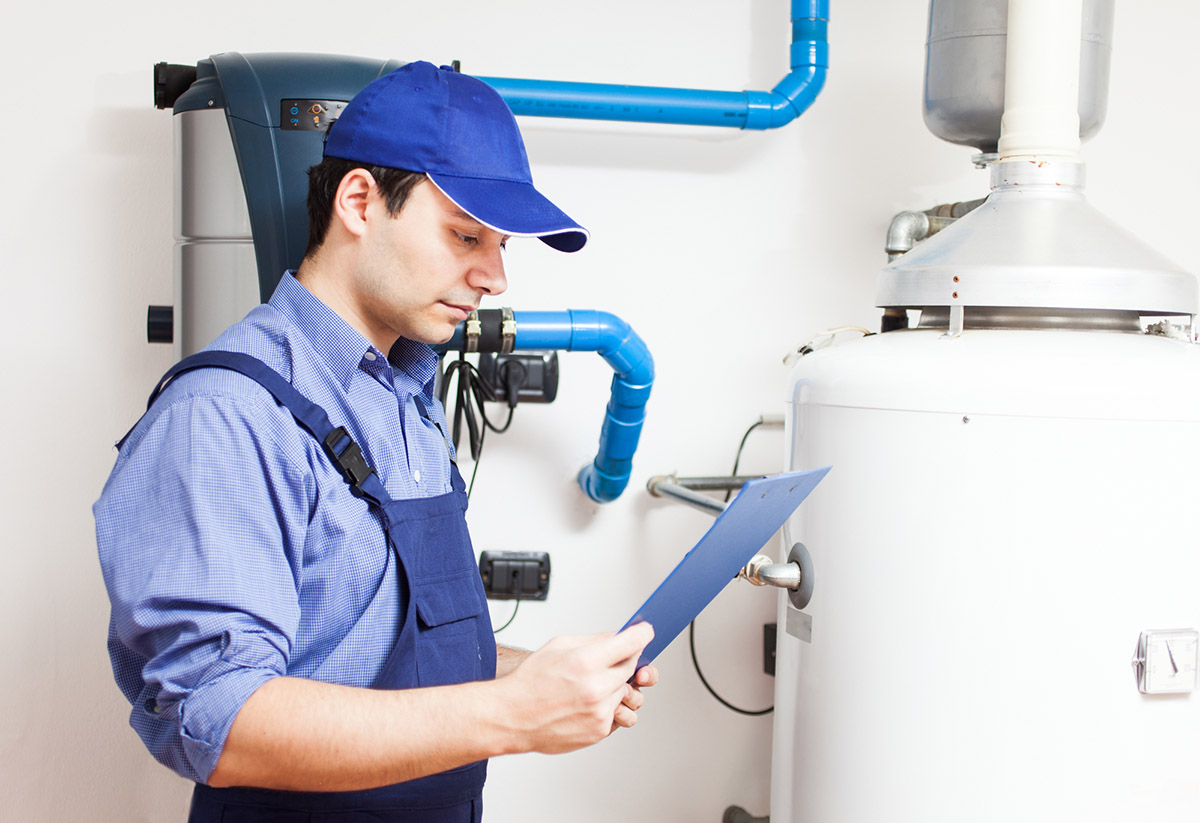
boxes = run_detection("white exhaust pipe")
[998,0,1084,163]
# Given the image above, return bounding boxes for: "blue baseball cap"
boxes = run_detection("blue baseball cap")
[323,60,588,253]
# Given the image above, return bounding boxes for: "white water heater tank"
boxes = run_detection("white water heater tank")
[771,326,1200,821]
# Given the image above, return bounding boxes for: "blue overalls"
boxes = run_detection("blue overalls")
[132,351,497,822]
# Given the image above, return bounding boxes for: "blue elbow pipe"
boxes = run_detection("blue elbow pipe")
[440,310,653,504]
[477,0,828,130]
[518,311,654,503]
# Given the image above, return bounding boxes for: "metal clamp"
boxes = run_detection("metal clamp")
[501,307,516,353]
[464,308,516,353]
[464,310,482,352]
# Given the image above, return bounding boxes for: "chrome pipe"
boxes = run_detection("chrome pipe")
[646,476,728,516]
[740,554,803,590]
[671,475,762,492]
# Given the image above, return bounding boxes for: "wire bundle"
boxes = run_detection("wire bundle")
[437,353,529,495]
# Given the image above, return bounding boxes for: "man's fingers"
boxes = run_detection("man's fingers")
[621,683,645,711]
[633,664,659,688]
[534,625,655,697]
[544,625,653,672]
[612,703,638,729]
[601,622,654,668]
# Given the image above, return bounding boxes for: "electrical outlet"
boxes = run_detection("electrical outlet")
[479,551,551,600]
[477,351,559,403]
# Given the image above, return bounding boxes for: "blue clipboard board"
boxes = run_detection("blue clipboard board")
[621,466,831,672]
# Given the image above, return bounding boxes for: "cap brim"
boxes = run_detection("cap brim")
[428,174,589,253]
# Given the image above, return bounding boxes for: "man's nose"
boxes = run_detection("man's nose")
[472,246,508,296]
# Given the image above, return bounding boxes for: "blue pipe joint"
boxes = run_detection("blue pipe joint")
[743,63,827,130]
[792,0,830,23]
[793,0,830,23]
[791,0,830,72]
[743,0,830,130]
[440,309,654,503]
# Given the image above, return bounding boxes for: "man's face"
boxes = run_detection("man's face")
[353,178,509,347]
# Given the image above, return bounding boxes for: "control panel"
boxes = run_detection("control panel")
[281,99,348,132]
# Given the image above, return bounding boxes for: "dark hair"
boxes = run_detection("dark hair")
[303,157,425,258]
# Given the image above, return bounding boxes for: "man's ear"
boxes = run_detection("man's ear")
[332,168,376,238]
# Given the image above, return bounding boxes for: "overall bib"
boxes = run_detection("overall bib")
[136,351,497,822]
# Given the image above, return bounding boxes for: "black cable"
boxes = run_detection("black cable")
[439,357,520,447]
[466,443,483,499]
[692,416,775,715]
[491,359,526,434]
[493,600,519,633]
[436,354,525,498]
[689,620,773,716]
[724,418,765,502]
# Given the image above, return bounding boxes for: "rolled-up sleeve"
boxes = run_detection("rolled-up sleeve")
[96,384,312,783]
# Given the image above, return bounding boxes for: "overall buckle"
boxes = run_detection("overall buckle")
[322,426,375,489]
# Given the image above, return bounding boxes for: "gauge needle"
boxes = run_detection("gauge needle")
[1166,641,1178,674]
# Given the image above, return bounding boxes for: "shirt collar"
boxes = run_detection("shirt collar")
[389,337,440,395]
[270,271,439,391]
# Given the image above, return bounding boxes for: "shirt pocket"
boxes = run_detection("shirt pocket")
[413,571,487,688]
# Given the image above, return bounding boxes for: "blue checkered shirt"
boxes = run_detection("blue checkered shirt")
[95,271,456,784]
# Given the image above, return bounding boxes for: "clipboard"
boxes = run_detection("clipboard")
[620,466,831,672]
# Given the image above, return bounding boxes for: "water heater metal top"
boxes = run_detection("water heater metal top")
[876,160,1198,319]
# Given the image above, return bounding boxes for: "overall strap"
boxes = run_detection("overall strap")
[124,351,393,507]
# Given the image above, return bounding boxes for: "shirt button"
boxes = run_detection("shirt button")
[364,352,377,362]
[413,470,422,484]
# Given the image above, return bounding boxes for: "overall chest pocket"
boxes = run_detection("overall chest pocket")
[413,571,486,688]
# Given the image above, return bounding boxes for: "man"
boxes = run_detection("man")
[96,60,657,823]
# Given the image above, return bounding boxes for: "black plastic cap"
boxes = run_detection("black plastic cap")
[147,305,174,343]
[154,62,199,110]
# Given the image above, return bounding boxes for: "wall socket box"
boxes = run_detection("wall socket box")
[479,551,551,600]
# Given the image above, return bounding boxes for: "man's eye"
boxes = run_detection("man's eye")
[453,231,479,246]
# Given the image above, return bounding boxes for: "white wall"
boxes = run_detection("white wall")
[2,1,1196,821]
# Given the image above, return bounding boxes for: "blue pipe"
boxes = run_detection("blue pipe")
[477,0,828,130]
[442,310,654,504]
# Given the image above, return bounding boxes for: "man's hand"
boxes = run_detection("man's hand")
[613,662,659,731]
[499,622,655,755]
[210,624,657,791]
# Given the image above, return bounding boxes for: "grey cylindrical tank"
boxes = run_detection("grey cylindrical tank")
[923,0,1114,153]
[175,108,259,356]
